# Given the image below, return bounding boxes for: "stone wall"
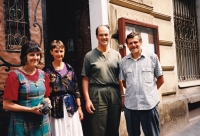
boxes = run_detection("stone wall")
[108,0,194,135]
[160,96,189,135]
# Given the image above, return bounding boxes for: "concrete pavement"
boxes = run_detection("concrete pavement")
[166,117,200,136]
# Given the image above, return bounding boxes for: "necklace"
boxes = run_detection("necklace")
[23,66,38,87]
[23,66,36,75]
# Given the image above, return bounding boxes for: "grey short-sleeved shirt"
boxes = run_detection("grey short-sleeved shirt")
[81,48,121,85]
[119,50,163,110]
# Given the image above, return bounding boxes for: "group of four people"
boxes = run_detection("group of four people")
[3,25,164,136]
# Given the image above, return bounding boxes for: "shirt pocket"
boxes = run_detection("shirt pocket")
[142,68,153,83]
[124,68,133,85]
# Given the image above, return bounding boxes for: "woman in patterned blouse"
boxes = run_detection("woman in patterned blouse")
[43,40,83,136]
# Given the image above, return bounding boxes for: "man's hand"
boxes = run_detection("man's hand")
[85,99,95,114]
[121,96,124,112]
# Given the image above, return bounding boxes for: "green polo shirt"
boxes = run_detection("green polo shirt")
[81,48,121,85]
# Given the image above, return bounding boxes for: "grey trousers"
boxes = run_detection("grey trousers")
[89,85,121,136]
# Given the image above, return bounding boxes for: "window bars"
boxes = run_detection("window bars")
[4,0,29,51]
[173,0,200,81]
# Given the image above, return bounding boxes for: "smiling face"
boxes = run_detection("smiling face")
[96,26,110,47]
[20,41,42,66]
[26,51,41,67]
[50,46,65,61]
[127,36,142,56]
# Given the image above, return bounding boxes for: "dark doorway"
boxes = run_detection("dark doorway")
[45,0,76,64]
[43,0,92,83]
[43,0,91,70]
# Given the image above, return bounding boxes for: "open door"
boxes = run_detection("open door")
[43,0,91,78]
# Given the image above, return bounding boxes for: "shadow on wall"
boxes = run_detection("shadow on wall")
[0,90,10,136]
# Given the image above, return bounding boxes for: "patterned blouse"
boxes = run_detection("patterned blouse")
[43,62,81,118]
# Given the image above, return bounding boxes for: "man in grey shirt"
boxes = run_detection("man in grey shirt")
[119,32,164,136]
[81,25,124,136]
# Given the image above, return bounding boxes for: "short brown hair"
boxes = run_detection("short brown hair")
[126,32,142,44]
[50,40,65,50]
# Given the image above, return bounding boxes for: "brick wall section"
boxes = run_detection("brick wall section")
[28,0,44,50]
[28,0,45,67]
[0,52,20,90]
[0,0,5,51]
[0,0,17,90]
[0,0,45,89]
[0,0,5,90]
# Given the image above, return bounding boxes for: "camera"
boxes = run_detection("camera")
[38,101,52,115]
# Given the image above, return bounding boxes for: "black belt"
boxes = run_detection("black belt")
[89,83,119,88]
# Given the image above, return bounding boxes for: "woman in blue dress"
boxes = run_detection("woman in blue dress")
[3,41,51,136]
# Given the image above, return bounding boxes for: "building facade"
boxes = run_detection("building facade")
[108,0,200,136]
[0,0,200,136]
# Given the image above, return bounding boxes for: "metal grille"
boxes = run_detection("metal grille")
[4,0,29,51]
[173,0,200,81]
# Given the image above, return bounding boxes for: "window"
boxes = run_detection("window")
[173,0,200,81]
[118,17,160,58]
[4,0,29,51]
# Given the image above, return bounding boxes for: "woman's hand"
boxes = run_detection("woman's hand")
[75,98,84,120]
[30,105,44,115]
[78,107,84,120]
[3,99,44,115]
[44,97,51,104]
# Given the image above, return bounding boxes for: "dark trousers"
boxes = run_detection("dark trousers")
[89,85,121,136]
[124,106,160,136]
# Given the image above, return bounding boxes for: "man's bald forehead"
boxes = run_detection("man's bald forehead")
[96,25,110,36]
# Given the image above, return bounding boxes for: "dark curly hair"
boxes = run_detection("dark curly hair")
[20,41,42,65]
[126,32,142,44]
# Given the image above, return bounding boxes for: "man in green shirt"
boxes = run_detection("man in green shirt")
[81,25,124,136]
